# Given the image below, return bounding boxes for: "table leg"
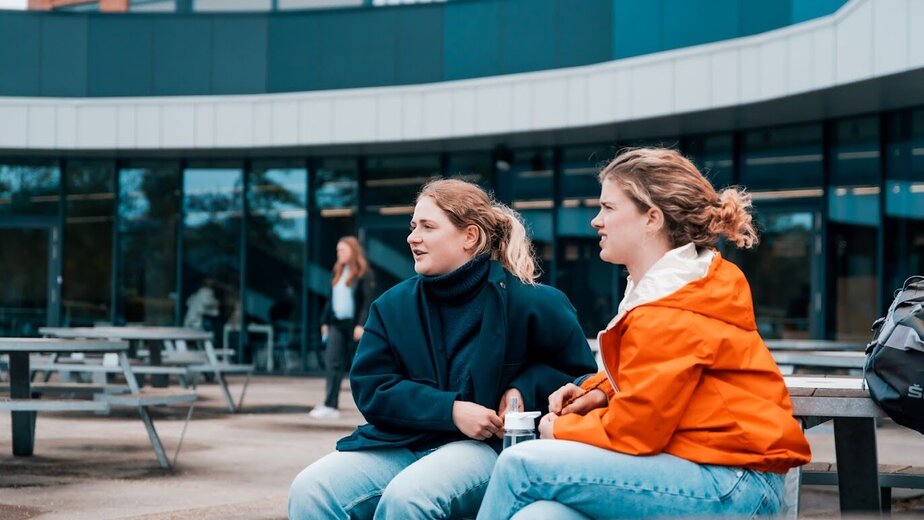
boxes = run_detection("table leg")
[146,339,168,388]
[833,417,882,514]
[9,352,35,456]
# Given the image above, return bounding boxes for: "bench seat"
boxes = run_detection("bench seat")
[0,397,110,413]
[96,388,197,407]
[802,462,924,489]
[0,382,130,395]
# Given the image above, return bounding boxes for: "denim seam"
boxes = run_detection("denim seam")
[538,479,730,502]
[344,489,384,514]
[437,475,492,520]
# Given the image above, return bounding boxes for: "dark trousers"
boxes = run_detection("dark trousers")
[324,319,354,409]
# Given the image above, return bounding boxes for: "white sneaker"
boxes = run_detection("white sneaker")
[308,405,340,420]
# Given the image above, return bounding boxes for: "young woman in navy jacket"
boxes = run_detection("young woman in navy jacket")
[288,179,597,520]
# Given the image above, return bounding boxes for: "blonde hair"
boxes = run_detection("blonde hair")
[331,235,368,287]
[417,179,538,285]
[598,147,759,249]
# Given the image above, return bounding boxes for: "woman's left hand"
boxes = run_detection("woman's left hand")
[538,412,557,439]
[353,326,364,342]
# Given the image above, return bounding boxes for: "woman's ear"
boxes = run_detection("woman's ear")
[646,207,665,235]
[463,224,481,252]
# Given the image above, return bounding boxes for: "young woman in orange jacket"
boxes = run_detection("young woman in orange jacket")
[477,148,812,519]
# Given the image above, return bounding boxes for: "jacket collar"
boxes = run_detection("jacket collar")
[604,243,714,331]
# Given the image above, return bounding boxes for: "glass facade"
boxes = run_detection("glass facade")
[5,107,924,371]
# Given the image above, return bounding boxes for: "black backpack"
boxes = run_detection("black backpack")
[864,276,924,435]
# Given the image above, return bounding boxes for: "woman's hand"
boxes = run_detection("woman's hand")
[452,401,503,441]
[548,383,607,415]
[538,412,557,439]
[353,325,364,342]
[320,324,329,339]
[494,387,524,438]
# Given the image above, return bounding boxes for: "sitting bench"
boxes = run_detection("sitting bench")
[802,462,924,512]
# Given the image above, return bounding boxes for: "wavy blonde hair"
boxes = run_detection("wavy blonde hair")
[599,147,759,249]
[417,179,538,284]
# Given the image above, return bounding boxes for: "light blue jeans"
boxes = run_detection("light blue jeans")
[477,440,784,520]
[288,439,497,520]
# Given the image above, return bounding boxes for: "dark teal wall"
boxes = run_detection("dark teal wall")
[0,0,847,98]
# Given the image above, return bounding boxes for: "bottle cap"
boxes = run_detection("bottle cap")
[504,410,541,430]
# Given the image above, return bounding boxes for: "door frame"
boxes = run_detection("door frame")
[0,216,62,329]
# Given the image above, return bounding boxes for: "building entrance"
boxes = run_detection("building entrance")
[0,219,61,336]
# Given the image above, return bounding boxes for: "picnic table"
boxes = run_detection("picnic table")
[39,326,251,412]
[0,337,196,469]
[786,376,889,513]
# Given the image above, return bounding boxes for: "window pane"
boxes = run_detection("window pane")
[884,109,924,293]
[446,152,493,192]
[247,161,307,372]
[742,124,823,195]
[307,158,358,372]
[728,211,817,340]
[63,160,114,326]
[363,154,438,291]
[829,117,880,340]
[182,163,242,356]
[498,149,554,284]
[558,144,619,336]
[686,134,734,189]
[117,161,180,325]
[0,160,60,216]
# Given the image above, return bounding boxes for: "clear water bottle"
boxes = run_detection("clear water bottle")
[502,396,541,450]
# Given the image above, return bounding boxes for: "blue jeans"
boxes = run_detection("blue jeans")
[288,439,497,520]
[476,440,784,520]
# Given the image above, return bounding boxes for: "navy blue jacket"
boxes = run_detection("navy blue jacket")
[336,261,597,451]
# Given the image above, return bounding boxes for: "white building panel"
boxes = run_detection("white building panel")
[0,105,27,148]
[759,39,788,100]
[162,104,196,149]
[423,90,452,137]
[630,61,672,119]
[215,103,253,148]
[55,105,77,148]
[451,88,476,137]
[786,32,814,94]
[873,0,908,76]
[836,0,873,84]
[532,77,568,130]
[77,106,118,148]
[910,0,924,67]
[586,70,616,125]
[252,102,272,147]
[117,105,136,148]
[333,96,376,144]
[136,105,161,148]
[28,105,56,148]
[566,76,588,127]
[298,99,332,143]
[738,45,761,104]
[673,53,710,114]
[271,101,299,146]
[475,83,512,135]
[710,49,739,108]
[811,26,836,89]
[400,92,424,140]
[376,94,403,141]
[194,104,215,148]
[510,81,533,132]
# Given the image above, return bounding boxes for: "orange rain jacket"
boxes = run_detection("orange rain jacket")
[554,252,811,474]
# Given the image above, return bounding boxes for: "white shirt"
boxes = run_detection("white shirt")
[332,266,356,320]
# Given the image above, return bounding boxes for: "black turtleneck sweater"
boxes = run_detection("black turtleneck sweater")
[421,254,490,403]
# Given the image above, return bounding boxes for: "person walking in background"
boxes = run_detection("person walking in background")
[288,179,597,520]
[477,148,811,519]
[309,236,376,420]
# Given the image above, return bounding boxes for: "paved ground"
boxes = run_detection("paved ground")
[0,375,922,519]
